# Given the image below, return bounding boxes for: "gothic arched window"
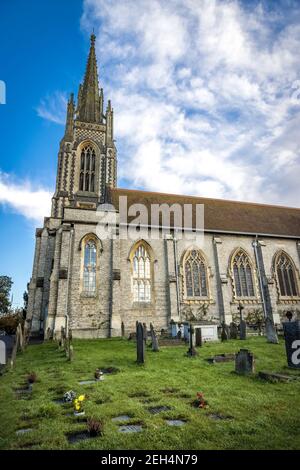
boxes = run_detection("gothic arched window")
[184,250,208,298]
[232,249,255,298]
[275,252,298,297]
[79,145,96,192]
[83,239,97,293]
[131,243,152,303]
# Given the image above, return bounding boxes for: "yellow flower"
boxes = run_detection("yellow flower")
[78,395,85,402]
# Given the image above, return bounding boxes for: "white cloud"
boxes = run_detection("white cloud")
[0,172,52,223]
[36,91,67,125]
[79,0,300,208]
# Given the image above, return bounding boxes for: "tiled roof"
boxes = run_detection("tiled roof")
[109,188,300,238]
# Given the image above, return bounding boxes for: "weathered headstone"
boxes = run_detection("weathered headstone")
[235,349,255,375]
[150,323,159,352]
[136,322,145,364]
[195,327,202,347]
[142,323,148,344]
[68,345,74,362]
[221,323,228,342]
[265,317,279,344]
[45,327,51,341]
[237,303,247,340]
[187,324,197,356]
[283,320,300,369]
[121,321,125,338]
[229,322,238,340]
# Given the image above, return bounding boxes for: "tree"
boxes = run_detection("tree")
[0,276,13,315]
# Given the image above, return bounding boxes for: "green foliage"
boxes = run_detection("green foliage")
[0,312,21,334]
[0,275,13,315]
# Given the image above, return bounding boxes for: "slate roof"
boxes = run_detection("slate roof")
[109,188,300,238]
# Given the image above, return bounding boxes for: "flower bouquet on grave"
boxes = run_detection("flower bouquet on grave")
[193,392,208,409]
[94,368,104,381]
[63,390,76,403]
[73,394,86,416]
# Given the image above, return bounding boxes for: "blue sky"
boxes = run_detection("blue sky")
[0,0,300,306]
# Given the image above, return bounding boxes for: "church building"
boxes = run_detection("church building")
[26,35,300,339]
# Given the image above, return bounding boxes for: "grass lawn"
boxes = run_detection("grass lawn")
[0,336,299,450]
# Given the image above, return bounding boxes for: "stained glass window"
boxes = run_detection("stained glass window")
[184,250,208,298]
[132,244,151,302]
[79,145,96,192]
[232,250,255,297]
[276,253,298,297]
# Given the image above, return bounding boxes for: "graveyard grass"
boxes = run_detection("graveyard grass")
[0,337,300,450]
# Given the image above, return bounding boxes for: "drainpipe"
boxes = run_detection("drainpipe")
[173,231,181,320]
[108,237,113,338]
[253,235,267,320]
[65,227,74,338]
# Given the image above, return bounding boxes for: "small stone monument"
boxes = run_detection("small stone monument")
[235,349,255,375]
[221,322,229,342]
[136,322,145,364]
[150,323,159,352]
[187,323,197,356]
[195,328,202,347]
[237,303,246,340]
[121,321,125,339]
[265,317,279,344]
[229,322,238,339]
[142,323,148,344]
[283,320,300,369]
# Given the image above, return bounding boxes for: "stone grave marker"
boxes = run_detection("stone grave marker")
[265,317,279,344]
[187,324,197,356]
[221,323,229,342]
[237,303,247,340]
[136,322,145,364]
[195,328,202,347]
[143,323,148,344]
[150,323,159,352]
[121,321,125,338]
[235,349,255,375]
[229,322,238,340]
[283,320,300,369]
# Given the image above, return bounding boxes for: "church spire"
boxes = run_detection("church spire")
[77,33,101,123]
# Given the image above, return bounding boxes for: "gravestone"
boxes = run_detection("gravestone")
[237,303,246,340]
[240,320,247,340]
[150,323,159,352]
[143,323,147,344]
[121,322,125,338]
[187,324,197,356]
[229,322,238,340]
[283,320,300,369]
[221,323,229,342]
[195,328,202,347]
[235,349,255,375]
[136,322,145,364]
[265,317,279,344]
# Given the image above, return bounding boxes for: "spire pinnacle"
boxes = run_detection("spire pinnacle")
[77,33,101,123]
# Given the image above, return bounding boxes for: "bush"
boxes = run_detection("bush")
[0,313,22,334]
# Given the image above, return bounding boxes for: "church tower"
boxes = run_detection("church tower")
[51,33,117,217]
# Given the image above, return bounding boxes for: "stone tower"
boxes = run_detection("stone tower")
[51,33,117,218]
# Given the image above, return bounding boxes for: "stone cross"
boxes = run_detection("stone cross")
[187,323,197,356]
[235,349,255,375]
[283,320,300,369]
[136,322,145,364]
[238,303,246,340]
[265,317,279,344]
[150,323,159,352]
[229,322,238,339]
